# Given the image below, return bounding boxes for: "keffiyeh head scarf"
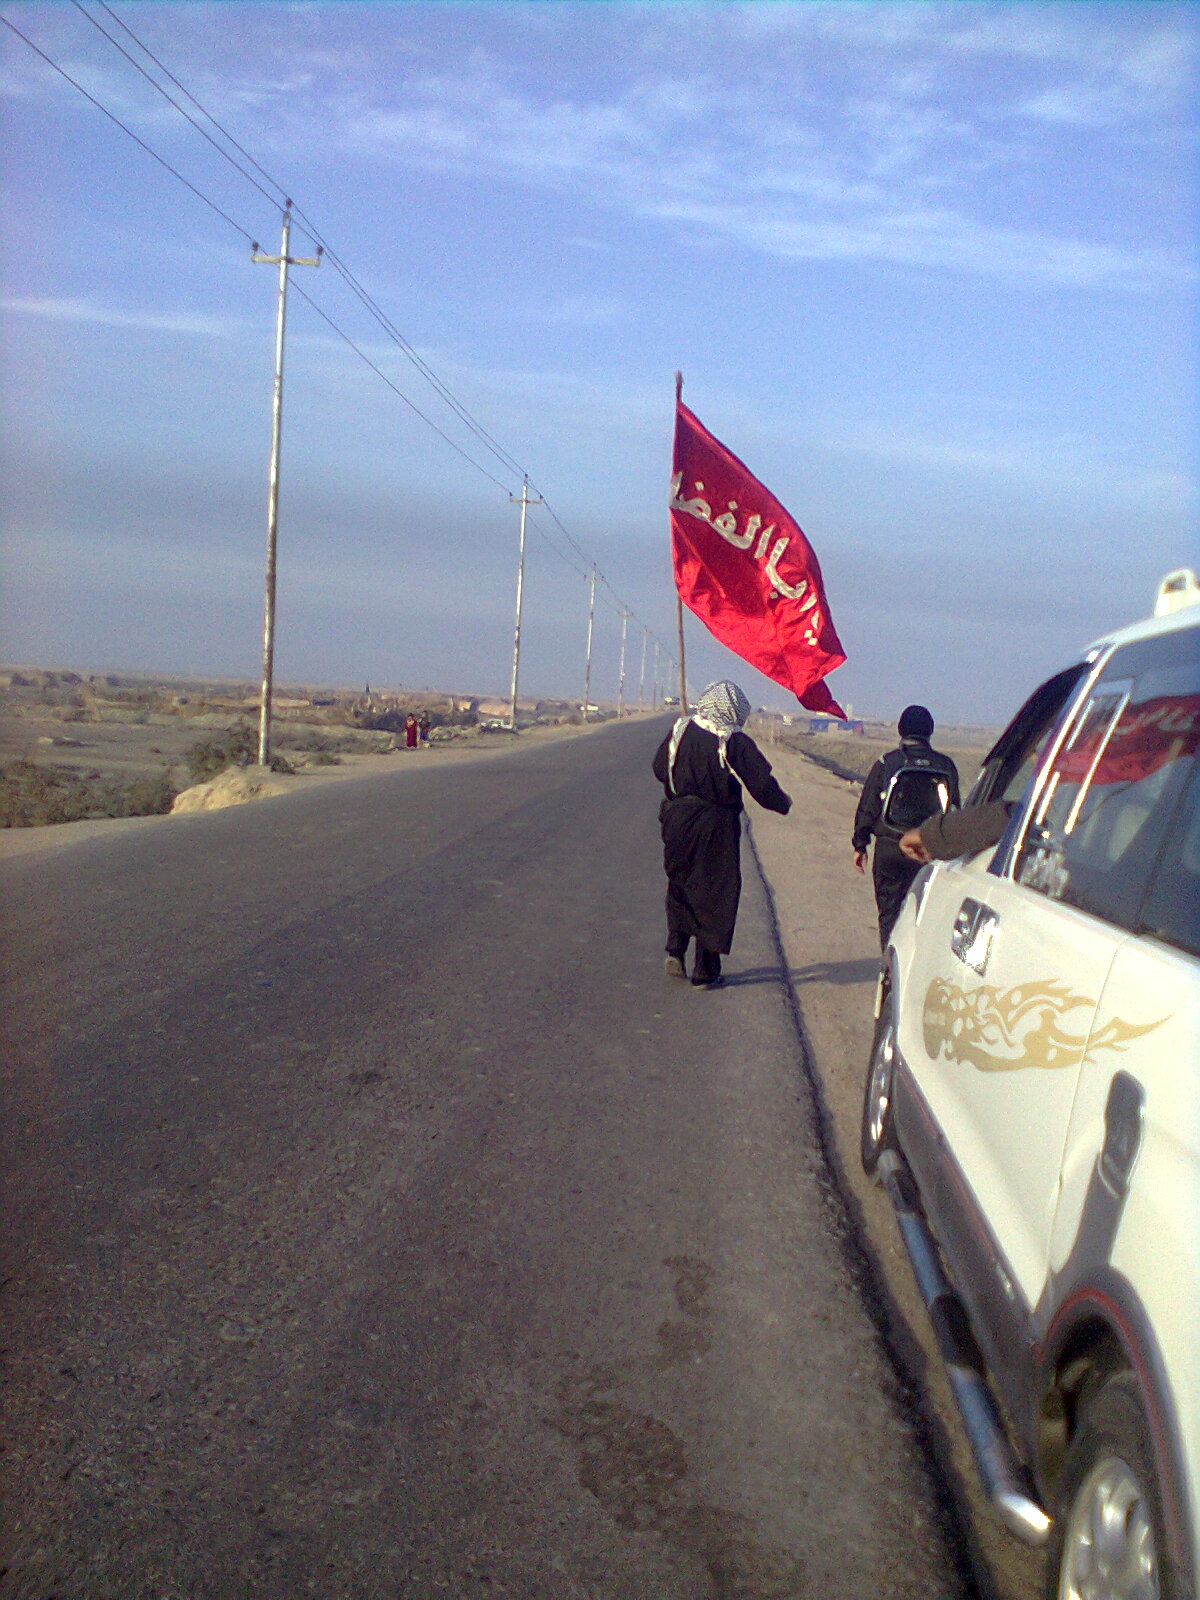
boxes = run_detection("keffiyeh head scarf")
[666,680,752,793]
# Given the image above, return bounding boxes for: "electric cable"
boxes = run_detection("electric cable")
[46,4,650,619]
[289,284,515,496]
[0,12,256,244]
[79,0,530,485]
[69,0,285,217]
[3,6,679,661]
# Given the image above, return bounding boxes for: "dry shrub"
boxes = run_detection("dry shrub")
[0,762,178,828]
[184,722,293,780]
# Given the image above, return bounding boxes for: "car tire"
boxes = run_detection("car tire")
[1046,1369,1175,1600]
[861,990,898,1179]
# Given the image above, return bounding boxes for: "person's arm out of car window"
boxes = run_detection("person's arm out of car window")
[900,799,1011,863]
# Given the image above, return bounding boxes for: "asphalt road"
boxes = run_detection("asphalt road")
[2,717,965,1600]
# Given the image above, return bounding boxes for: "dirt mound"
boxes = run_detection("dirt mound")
[171,765,292,814]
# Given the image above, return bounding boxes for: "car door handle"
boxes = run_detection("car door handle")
[951,898,999,976]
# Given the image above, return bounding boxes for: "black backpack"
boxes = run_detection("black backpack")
[880,758,953,833]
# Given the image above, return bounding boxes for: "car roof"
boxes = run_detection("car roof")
[1085,595,1200,661]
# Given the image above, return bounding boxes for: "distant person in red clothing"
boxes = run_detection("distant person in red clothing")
[404,713,419,749]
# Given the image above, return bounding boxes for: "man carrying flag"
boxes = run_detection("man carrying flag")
[668,384,846,715]
[653,679,792,988]
[652,385,844,986]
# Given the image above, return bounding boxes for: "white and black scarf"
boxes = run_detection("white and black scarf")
[665,680,751,795]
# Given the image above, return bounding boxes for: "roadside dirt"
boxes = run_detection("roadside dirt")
[749,745,1046,1600]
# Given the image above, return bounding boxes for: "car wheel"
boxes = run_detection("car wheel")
[861,992,897,1179]
[1047,1370,1173,1600]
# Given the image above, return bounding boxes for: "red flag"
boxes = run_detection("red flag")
[671,399,846,715]
[1055,693,1200,786]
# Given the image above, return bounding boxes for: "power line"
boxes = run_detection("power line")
[77,1,647,618]
[69,0,284,218]
[1,9,525,502]
[289,284,515,495]
[0,12,256,244]
[90,0,291,208]
[76,0,649,581]
[76,0,530,486]
[48,4,655,627]
[3,6,680,663]
[291,287,608,583]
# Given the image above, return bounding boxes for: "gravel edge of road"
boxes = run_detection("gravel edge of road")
[744,823,994,1600]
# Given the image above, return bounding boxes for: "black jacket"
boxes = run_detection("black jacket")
[852,738,960,853]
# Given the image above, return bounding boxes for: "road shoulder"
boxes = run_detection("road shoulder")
[748,743,1046,1600]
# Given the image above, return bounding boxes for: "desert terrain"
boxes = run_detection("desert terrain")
[0,665,644,841]
[1,664,996,842]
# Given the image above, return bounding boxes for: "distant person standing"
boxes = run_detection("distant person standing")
[852,705,959,949]
[418,712,431,745]
[404,713,419,750]
[653,681,792,988]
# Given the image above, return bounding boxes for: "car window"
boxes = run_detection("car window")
[1140,759,1200,958]
[966,663,1089,807]
[999,720,1069,806]
[1014,628,1200,931]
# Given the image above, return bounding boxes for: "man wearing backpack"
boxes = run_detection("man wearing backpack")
[852,704,960,950]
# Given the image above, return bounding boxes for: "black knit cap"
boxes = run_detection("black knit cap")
[898,704,934,739]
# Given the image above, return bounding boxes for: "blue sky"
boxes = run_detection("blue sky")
[1,1,1196,723]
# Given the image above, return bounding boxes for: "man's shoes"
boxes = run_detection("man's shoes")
[664,955,686,978]
[691,950,722,987]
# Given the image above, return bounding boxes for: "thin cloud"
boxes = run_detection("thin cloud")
[517,295,629,328]
[4,6,1190,295]
[830,417,1194,507]
[646,201,1187,291]
[1,296,241,337]
[726,2,1193,94]
[314,51,1190,292]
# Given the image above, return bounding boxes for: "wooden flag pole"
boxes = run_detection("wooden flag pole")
[674,371,689,715]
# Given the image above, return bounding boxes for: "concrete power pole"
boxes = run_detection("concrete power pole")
[638,627,648,712]
[582,567,597,721]
[507,474,542,731]
[617,608,628,717]
[252,202,320,768]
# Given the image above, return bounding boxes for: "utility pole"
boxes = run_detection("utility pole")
[582,566,597,721]
[507,474,542,731]
[252,202,320,768]
[638,627,648,712]
[617,608,628,717]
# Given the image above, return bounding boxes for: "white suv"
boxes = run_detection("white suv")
[862,572,1199,1600]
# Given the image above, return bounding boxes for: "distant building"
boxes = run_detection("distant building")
[808,716,865,734]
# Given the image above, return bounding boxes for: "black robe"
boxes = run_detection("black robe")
[652,722,791,953]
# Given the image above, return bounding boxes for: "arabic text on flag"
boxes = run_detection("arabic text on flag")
[670,400,846,715]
